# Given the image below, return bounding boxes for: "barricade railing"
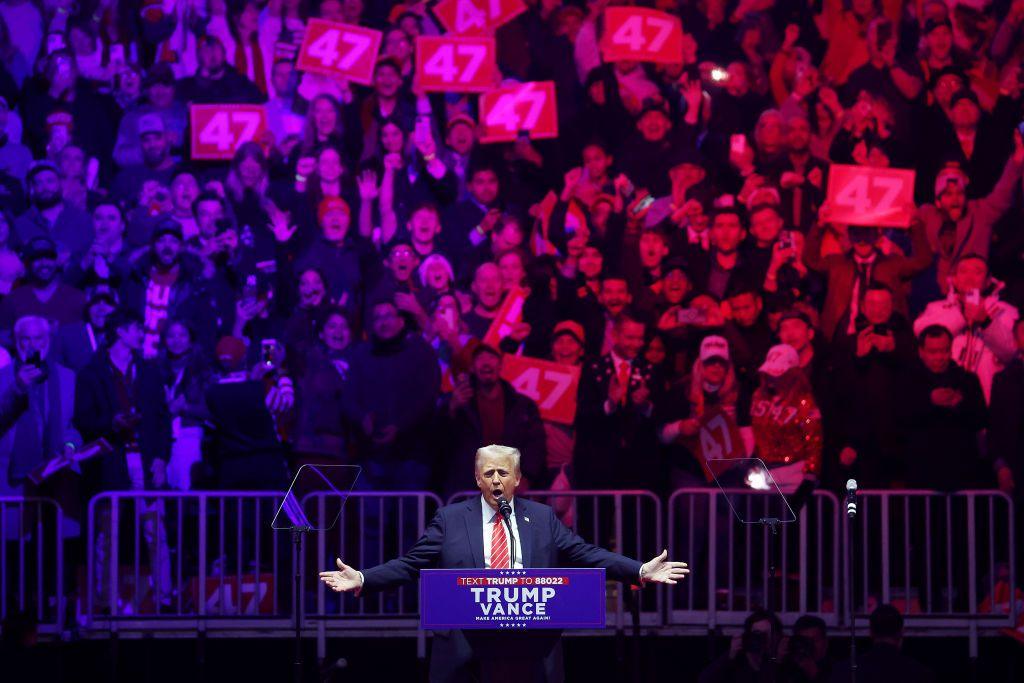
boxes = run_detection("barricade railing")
[447,489,664,629]
[851,490,1016,654]
[85,491,293,628]
[36,486,1017,652]
[83,490,444,633]
[0,496,64,634]
[667,488,842,629]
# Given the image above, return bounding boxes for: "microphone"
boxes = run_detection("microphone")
[496,496,517,569]
[845,479,858,519]
[497,496,513,521]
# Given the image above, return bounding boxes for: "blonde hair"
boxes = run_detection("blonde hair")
[474,445,521,472]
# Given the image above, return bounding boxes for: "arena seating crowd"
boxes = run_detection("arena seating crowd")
[0,0,1020,557]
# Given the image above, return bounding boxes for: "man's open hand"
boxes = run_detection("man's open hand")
[319,558,363,593]
[640,549,690,585]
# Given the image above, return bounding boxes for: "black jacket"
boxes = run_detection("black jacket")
[73,351,171,493]
[441,380,547,496]
[902,361,987,490]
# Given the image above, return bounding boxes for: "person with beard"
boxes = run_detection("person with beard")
[51,286,116,372]
[918,133,1023,297]
[441,342,547,496]
[689,205,757,301]
[119,218,234,359]
[175,35,263,104]
[765,113,828,233]
[0,316,80,503]
[110,113,178,204]
[575,309,663,491]
[0,236,85,332]
[902,324,987,490]
[13,161,93,258]
[831,283,916,487]
[340,298,440,490]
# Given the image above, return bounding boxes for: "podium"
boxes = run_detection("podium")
[420,568,607,682]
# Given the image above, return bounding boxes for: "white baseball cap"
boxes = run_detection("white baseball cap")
[699,335,730,363]
[758,344,800,377]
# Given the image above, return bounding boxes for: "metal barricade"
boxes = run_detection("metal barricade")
[305,491,444,659]
[851,490,1016,652]
[0,496,64,634]
[85,491,293,629]
[667,488,842,630]
[84,491,444,636]
[447,489,664,629]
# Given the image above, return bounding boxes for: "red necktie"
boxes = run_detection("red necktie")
[490,517,510,569]
[617,361,631,405]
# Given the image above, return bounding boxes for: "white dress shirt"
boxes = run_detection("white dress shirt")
[482,495,524,569]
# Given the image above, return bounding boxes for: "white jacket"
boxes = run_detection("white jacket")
[914,283,1019,403]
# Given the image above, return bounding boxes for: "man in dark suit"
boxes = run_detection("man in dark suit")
[574,309,662,491]
[829,604,934,683]
[319,444,689,682]
[803,215,933,342]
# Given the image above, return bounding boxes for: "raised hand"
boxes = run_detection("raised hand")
[357,170,379,201]
[640,550,690,585]
[319,558,363,593]
[267,205,298,243]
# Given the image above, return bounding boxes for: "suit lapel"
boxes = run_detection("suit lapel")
[514,498,533,568]
[464,497,484,568]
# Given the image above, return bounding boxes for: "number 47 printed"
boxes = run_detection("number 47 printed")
[479,81,559,144]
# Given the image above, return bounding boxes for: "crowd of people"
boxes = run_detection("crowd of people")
[0,0,1020,536]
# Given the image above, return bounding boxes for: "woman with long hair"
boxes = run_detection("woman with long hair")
[294,305,354,462]
[657,335,741,489]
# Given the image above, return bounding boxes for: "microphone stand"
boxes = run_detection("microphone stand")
[845,486,858,683]
[498,498,517,568]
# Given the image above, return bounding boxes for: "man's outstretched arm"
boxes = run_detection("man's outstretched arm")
[320,510,446,594]
[550,512,689,585]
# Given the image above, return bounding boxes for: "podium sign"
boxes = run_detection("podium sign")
[420,568,606,630]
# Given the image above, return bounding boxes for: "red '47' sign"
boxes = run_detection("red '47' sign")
[479,81,558,143]
[414,36,496,93]
[432,0,527,36]
[826,165,916,228]
[601,7,683,64]
[190,104,267,160]
[296,19,382,86]
[501,355,581,425]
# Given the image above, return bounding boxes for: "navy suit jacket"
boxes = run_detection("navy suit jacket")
[361,496,643,592]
